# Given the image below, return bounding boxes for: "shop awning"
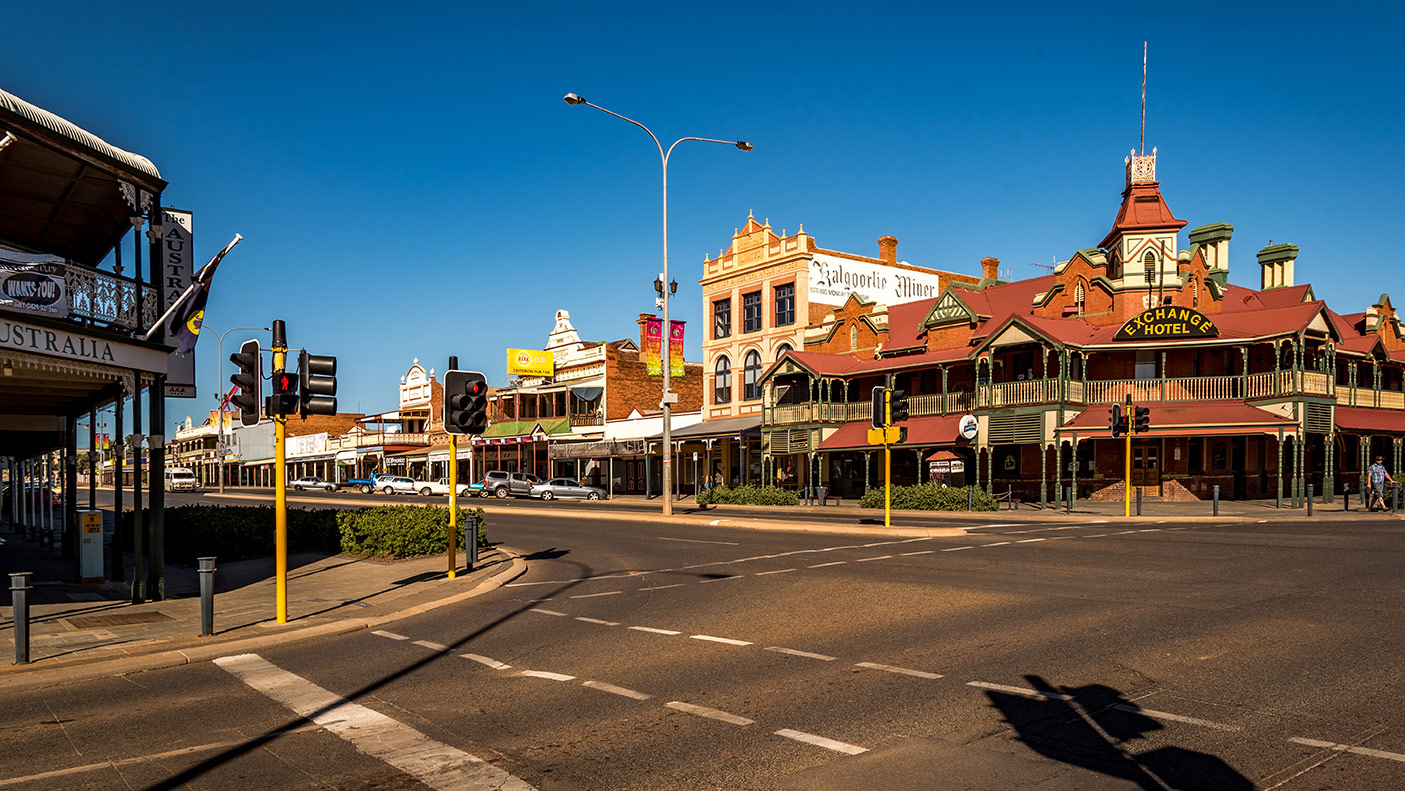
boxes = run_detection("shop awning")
[1335,406,1405,434]
[1056,401,1298,438]
[649,415,761,441]
[550,439,648,460]
[818,414,968,451]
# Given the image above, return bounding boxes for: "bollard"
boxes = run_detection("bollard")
[1306,485,1314,516]
[1213,485,1220,517]
[10,572,31,665]
[1343,483,1350,512]
[467,512,479,571]
[1065,485,1072,515]
[1136,486,1142,516]
[1394,484,1400,515]
[198,557,216,637]
[967,486,974,512]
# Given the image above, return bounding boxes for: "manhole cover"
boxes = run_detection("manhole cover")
[65,612,174,629]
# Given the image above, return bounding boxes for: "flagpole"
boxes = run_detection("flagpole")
[142,233,242,343]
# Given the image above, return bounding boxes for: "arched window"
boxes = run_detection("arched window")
[776,343,793,360]
[1143,250,1157,283]
[850,323,858,350]
[1074,281,1086,315]
[743,350,762,401]
[713,356,731,405]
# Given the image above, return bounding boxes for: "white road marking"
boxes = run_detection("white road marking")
[571,591,622,599]
[961,524,1019,530]
[754,568,796,576]
[1015,538,1046,544]
[967,681,1072,700]
[659,536,739,545]
[372,630,408,640]
[691,634,752,646]
[774,728,868,755]
[1289,737,1405,763]
[215,654,537,791]
[855,662,942,679]
[1109,704,1239,731]
[665,701,754,726]
[1086,534,1108,538]
[462,653,510,670]
[982,542,1011,547]
[1089,520,1109,524]
[900,550,935,556]
[1048,536,1075,540]
[576,617,620,626]
[0,738,256,786]
[629,626,682,635]
[856,555,892,562]
[582,680,652,700]
[1138,529,1161,533]
[943,546,974,552]
[708,519,722,526]
[809,561,847,568]
[699,575,743,584]
[530,608,567,616]
[518,670,575,681]
[766,646,836,661]
[1166,527,1188,530]
[640,583,686,590]
[412,640,447,651]
[1113,530,1138,535]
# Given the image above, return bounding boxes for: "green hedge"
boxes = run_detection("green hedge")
[338,506,488,559]
[858,484,997,511]
[696,485,799,506]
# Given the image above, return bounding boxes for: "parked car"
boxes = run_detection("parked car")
[529,478,605,501]
[417,477,473,497]
[348,473,394,494]
[375,476,419,495]
[289,476,337,492]
[480,471,543,499]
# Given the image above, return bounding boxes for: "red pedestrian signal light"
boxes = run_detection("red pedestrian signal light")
[269,369,299,417]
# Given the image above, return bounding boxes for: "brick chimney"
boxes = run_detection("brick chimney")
[878,235,898,264]
[981,256,1000,281]
[637,313,654,349]
[1257,243,1298,290]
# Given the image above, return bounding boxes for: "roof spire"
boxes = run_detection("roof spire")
[1140,40,1147,156]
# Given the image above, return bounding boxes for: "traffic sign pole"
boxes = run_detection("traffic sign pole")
[1124,394,1132,518]
[447,356,459,580]
[884,388,892,528]
[273,320,288,623]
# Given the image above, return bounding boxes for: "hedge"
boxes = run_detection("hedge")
[858,484,997,511]
[696,485,799,506]
[337,506,488,559]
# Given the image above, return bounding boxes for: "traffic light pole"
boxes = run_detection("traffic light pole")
[273,320,288,623]
[1124,394,1132,518]
[446,356,459,580]
[884,388,892,529]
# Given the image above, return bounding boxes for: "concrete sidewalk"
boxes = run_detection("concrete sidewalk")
[0,519,524,691]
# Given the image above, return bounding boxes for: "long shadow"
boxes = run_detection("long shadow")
[144,556,602,791]
[984,674,1252,790]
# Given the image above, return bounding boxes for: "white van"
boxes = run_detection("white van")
[165,467,199,492]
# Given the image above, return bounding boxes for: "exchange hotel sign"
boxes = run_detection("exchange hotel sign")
[808,253,944,307]
[1114,307,1220,341]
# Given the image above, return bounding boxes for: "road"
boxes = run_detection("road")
[1,495,1402,789]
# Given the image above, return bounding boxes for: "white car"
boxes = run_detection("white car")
[376,476,419,495]
[289,476,337,492]
[417,477,473,497]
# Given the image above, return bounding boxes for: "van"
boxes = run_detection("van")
[165,467,199,492]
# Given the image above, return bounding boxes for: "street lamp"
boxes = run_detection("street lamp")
[564,92,751,517]
[207,325,271,494]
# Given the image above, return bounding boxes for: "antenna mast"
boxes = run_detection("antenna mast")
[1140,41,1147,156]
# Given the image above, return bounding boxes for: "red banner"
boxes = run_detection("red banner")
[644,317,663,376]
[669,320,685,378]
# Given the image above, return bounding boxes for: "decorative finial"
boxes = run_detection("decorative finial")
[798,223,805,234]
[763,217,770,228]
[747,209,754,220]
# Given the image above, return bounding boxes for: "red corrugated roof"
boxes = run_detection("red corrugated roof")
[1056,401,1297,435]
[1098,182,1187,249]
[885,298,938,350]
[818,414,969,450]
[1335,406,1405,433]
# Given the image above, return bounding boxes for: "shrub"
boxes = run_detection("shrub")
[858,484,997,511]
[337,506,488,559]
[120,505,340,563]
[697,485,799,506]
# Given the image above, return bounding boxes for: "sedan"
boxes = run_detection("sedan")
[289,476,337,492]
[528,478,604,501]
[376,476,419,495]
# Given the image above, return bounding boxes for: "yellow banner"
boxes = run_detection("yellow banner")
[507,348,554,377]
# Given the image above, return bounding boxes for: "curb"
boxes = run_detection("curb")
[0,549,529,694]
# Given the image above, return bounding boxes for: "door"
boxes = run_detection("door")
[1131,442,1162,497]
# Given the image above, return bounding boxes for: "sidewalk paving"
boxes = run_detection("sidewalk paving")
[0,517,524,691]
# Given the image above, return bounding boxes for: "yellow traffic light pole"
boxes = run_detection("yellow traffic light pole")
[447,434,458,579]
[273,335,288,623]
[884,388,892,529]
[1124,395,1132,518]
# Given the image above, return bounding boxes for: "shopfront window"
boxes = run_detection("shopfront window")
[743,350,762,400]
[714,356,732,404]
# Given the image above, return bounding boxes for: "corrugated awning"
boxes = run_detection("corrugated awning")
[818,414,968,451]
[1056,401,1298,437]
[1335,406,1405,434]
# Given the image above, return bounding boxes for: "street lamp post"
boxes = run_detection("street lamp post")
[564,92,751,517]
[208,325,271,494]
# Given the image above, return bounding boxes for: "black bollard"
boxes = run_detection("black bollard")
[1065,485,1072,515]
[467,512,479,571]
[967,486,974,512]
[10,572,31,665]
[1136,486,1143,516]
[1343,483,1350,512]
[1394,484,1400,515]
[1213,485,1220,517]
[1307,485,1314,516]
[198,557,216,637]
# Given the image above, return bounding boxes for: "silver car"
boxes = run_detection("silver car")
[377,476,419,495]
[529,478,604,501]
[289,476,337,492]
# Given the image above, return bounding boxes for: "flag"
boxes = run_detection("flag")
[644,317,663,376]
[144,233,242,354]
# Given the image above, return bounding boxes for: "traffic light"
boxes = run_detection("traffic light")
[1133,406,1151,434]
[444,370,489,435]
[1108,404,1125,438]
[871,386,887,428]
[229,339,262,426]
[269,369,299,417]
[298,350,338,417]
[889,388,910,423]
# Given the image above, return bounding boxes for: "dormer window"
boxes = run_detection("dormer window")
[1143,250,1157,284]
[1074,281,1085,315]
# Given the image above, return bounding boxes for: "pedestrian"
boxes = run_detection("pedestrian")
[1368,455,1393,512]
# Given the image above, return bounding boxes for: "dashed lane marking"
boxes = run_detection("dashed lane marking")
[582,680,652,700]
[462,653,510,670]
[774,729,868,755]
[665,701,754,726]
[699,575,743,584]
[571,591,622,599]
[215,654,538,791]
[982,542,1011,547]
[855,662,942,679]
[530,608,568,616]
[518,670,575,681]
[900,550,935,556]
[960,524,1020,530]
[1109,704,1240,732]
[412,640,447,651]
[754,569,796,576]
[967,681,1072,701]
[372,630,409,640]
[576,617,620,626]
[808,561,846,568]
[766,646,836,661]
[640,583,686,590]
[1112,530,1138,535]
[943,546,974,552]
[1289,737,1405,763]
[658,536,739,545]
[628,626,682,635]
[1015,539,1045,544]
[855,555,892,562]
[1138,529,1162,533]
[691,634,752,646]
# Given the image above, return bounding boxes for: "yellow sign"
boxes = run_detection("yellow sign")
[1114,307,1219,341]
[867,426,903,445]
[506,348,554,377]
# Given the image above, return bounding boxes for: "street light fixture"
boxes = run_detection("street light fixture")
[565,91,751,517]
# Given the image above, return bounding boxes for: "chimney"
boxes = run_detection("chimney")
[637,313,654,349]
[1256,243,1298,290]
[981,256,1001,281]
[1189,222,1234,273]
[878,235,898,264]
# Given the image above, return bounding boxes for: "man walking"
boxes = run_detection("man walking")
[1368,455,1393,512]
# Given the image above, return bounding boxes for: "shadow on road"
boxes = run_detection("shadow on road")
[985,674,1252,790]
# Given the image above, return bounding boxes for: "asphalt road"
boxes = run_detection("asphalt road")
[1,508,1402,789]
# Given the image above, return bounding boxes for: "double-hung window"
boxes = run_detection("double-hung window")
[742,291,761,333]
[714,356,732,404]
[713,298,731,339]
[774,283,795,326]
[743,350,762,400]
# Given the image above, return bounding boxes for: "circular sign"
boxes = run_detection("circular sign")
[958,413,978,441]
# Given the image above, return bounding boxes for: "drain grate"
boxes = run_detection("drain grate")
[65,612,175,629]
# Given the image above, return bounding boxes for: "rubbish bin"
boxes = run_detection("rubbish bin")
[816,485,827,504]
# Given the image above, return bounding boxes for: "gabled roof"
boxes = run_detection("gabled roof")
[1098,180,1187,250]
[1222,284,1314,312]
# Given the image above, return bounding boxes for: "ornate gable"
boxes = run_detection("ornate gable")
[923,286,984,327]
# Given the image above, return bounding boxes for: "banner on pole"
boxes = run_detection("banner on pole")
[669,320,684,378]
[644,317,663,376]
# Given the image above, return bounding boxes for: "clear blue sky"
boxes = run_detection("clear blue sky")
[5,1,1402,432]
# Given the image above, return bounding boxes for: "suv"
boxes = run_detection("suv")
[376,476,419,495]
[481,471,542,499]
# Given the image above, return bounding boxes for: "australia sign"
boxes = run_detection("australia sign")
[1114,306,1220,341]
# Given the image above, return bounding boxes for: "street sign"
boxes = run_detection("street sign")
[867,426,903,445]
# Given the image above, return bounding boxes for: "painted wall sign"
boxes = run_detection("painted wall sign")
[1114,306,1220,341]
[808,253,944,307]
[161,208,196,397]
[0,252,68,319]
[507,348,554,377]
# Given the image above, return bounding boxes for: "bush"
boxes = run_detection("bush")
[697,485,799,506]
[338,505,488,559]
[120,505,340,564]
[858,484,997,511]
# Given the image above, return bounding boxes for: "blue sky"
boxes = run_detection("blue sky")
[5,1,1402,432]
